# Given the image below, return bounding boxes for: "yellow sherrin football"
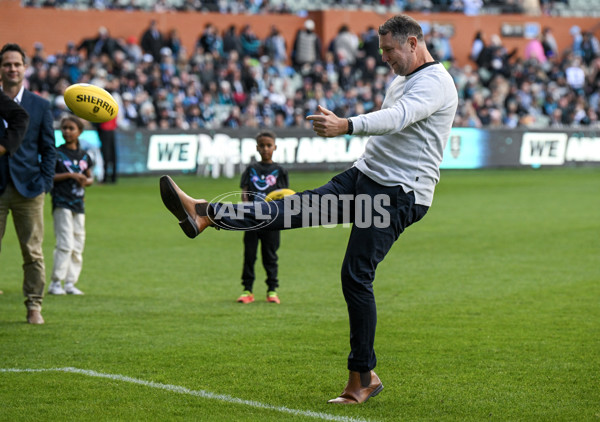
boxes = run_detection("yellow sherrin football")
[64,83,119,123]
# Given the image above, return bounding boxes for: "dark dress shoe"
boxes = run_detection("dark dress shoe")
[27,310,45,325]
[160,175,211,238]
[328,370,383,404]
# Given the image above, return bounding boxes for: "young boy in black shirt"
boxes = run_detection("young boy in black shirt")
[237,130,289,304]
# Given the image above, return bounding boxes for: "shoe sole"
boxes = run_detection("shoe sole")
[327,382,384,405]
[367,384,384,401]
[160,176,199,239]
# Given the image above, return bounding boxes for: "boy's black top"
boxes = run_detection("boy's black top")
[51,144,94,214]
[240,161,289,202]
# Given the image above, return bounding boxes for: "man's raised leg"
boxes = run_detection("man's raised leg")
[159,176,212,238]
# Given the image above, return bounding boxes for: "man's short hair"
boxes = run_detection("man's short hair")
[0,43,27,65]
[378,15,424,43]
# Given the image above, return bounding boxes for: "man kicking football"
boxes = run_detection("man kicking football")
[160,14,457,404]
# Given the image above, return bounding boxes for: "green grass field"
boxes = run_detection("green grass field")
[1,168,599,422]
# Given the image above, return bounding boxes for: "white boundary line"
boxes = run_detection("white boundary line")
[1,367,373,422]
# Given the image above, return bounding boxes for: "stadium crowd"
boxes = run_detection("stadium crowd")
[22,0,571,16]
[18,0,488,14]
[22,19,600,131]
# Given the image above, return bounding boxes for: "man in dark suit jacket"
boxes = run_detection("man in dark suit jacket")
[0,43,56,324]
[140,20,164,62]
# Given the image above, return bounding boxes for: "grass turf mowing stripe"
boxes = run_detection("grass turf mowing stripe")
[0,368,372,422]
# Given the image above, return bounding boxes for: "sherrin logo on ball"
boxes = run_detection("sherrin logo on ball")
[64,83,119,123]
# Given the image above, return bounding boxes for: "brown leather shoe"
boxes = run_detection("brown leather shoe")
[27,309,45,325]
[328,370,383,404]
[160,175,212,238]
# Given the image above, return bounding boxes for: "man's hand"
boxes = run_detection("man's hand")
[306,105,349,138]
[0,144,6,157]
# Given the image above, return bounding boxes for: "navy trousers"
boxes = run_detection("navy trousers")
[211,167,429,372]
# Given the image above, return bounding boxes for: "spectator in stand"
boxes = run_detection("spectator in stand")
[332,24,360,67]
[199,92,217,127]
[124,36,143,63]
[524,34,547,64]
[292,19,322,72]
[580,32,600,66]
[239,56,259,94]
[503,99,521,128]
[27,61,50,94]
[223,105,242,128]
[118,92,139,129]
[165,28,183,58]
[240,25,261,59]
[463,0,483,15]
[360,26,385,68]
[139,100,157,128]
[470,31,485,65]
[565,57,586,94]
[217,80,235,105]
[198,23,222,55]
[359,56,378,84]
[229,67,248,106]
[433,27,455,64]
[338,64,358,91]
[247,0,269,13]
[198,0,219,11]
[541,27,559,60]
[479,34,517,82]
[263,25,288,65]
[141,20,165,62]
[31,42,46,68]
[78,26,125,59]
[152,0,170,12]
[222,25,242,59]
[63,41,82,83]
[242,97,263,128]
[570,26,584,58]
[462,100,483,127]
[159,47,177,86]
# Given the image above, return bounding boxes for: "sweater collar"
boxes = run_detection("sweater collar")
[406,61,439,77]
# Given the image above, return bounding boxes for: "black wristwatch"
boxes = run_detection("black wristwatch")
[346,118,354,135]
